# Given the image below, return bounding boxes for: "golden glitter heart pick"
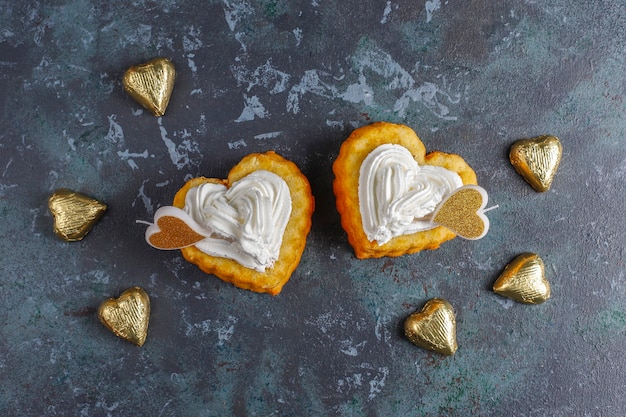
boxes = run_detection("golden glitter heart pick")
[48,189,107,242]
[98,287,151,347]
[142,206,208,250]
[509,135,562,192]
[404,298,457,355]
[493,253,550,304]
[432,185,491,240]
[123,57,175,116]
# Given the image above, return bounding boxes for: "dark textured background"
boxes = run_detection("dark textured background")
[1,1,625,415]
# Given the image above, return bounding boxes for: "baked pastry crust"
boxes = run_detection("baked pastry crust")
[332,122,477,259]
[173,151,314,295]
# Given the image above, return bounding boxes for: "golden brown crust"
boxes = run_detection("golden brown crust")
[173,151,315,295]
[332,122,477,259]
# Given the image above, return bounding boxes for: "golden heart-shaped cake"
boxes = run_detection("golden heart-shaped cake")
[404,298,458,355]
[493,253,551,304]
[509,135,562,192]
[143,151,314,295]
[123,57,175,117]
[98,287,150,347]
[48,189,107,241]
[333,122,479,258]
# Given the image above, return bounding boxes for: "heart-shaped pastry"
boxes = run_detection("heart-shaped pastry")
[404,298,458,355]
[333,122,480,258]
[123,57,175,116]
[432,185,490,240]
[48,189,107,241]
[493,253,550,304]
[98,287,150,346]
[143,151,314,295]
[509,135,562,192]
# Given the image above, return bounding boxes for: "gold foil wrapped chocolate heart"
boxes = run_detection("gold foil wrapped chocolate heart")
[509,135,562,192]
[123,57,175,116]
[493,253,550,304]
[404,298,458,355]
[48,189,107,241]
[98,287,151,346]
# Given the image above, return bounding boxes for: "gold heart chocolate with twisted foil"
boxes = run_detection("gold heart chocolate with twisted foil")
[509,135,562,192]
[404,298,458,355]
[48,189,107,241]
[493,253,551,304]
[123,57,175,116]
[98,287,151,347]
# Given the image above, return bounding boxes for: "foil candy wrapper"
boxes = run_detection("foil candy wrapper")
[404,298,458,355]
[123,57,175,116]
[48,189,107,241]
[510,135,562,192]
[98,287,151,347]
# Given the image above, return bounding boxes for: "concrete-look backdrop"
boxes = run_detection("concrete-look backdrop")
[0,1,624,416]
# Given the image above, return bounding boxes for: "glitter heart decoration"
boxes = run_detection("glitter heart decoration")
[404,298,458,355]
[509,135,562,192]
[48,189,107,241]
[432,185,491,240]
[123,57,175,116]
[493,253,551,304]
[142,206,209,250]
[98,287,151,346]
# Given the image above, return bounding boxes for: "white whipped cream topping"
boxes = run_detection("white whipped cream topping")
[359,144,463,245]
[183,170,292,272]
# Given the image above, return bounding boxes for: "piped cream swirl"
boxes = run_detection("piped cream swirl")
[183,170,292,272]
[359,144,462,244]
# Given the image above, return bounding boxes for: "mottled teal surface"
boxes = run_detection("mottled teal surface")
[1,1,625,416]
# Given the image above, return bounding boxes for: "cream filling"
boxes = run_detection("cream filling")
[359,144,463,245]
[183,170,292,272]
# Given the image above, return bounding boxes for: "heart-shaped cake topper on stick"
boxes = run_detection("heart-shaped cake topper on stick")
[123,57,175,116]
[48,189,107,242]
[98,287,151,347]
[509,135,562,192]
[431,185,492,240]
[140,206,209,250]
[493,253,551,304]
[404,298,458,355]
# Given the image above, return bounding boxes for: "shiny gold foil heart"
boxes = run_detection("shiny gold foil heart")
[509,135,562,192]
[48,189,107,242]
[404,298,458,355]
[98,287,151,347]
[123,57,175,116]
[493,253,550,304]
